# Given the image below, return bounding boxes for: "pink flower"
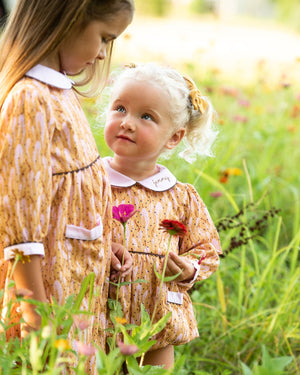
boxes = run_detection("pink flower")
[75,341,96,356]
[117,340,139,356]
[233,115,248,123]
[238,99,250,107]
[73,316,90,331]
[210,191,223,198]
[112,204,137,224]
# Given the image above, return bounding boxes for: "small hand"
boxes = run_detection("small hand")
[164,252,196,283]
[110,242,133,281]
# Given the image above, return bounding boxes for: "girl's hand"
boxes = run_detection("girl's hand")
[164,252,196,283]
[110,242,133,281]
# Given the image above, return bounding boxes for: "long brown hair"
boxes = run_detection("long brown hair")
[0,0,134,109]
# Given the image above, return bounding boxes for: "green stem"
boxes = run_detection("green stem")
[140,234,172,367]
[115,223,126,307]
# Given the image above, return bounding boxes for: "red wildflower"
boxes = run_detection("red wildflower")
[112,204,137,224]
[159,220,187,237]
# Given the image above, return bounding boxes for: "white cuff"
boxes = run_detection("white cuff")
[4,243,45,261]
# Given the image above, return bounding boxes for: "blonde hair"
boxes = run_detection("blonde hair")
[0,0,134,109]
[108,63,218,163]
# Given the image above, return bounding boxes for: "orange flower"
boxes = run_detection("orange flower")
[12,249,31,264]
[115,316,127,325]
[54,339,71,351]
[159,220,187,237]
[219,168,242,183]
[226,168,243,176]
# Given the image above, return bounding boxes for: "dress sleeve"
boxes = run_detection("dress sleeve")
[0,83,52,260]
[178,184,222,287]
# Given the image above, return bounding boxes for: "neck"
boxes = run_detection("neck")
[109,156,159,181]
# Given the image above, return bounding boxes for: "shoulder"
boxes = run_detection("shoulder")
[4,77,52,110]
[174,181,201,198]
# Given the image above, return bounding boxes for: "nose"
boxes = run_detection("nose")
[120,117,135,131]
[97,45,107,60]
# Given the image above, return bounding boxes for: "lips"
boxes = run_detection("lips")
[117,134,135,143]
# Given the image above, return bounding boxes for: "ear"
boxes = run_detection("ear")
[165,127,185,150]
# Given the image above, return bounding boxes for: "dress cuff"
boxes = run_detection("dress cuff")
[4,243,45,261]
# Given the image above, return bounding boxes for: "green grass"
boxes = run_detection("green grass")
[82,60,300,374]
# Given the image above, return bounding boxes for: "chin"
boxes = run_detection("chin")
[66,67,85,76]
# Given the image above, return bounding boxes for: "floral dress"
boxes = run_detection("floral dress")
[0,65,112,367]
[103,157,222,350]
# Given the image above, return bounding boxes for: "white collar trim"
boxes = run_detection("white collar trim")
[103,157,177,192]
[25,64,74,89]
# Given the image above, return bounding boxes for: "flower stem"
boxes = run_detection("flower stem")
[140,234,172,367]
[115,223,126,308]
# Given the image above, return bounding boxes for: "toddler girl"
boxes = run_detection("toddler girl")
[103,63,222,369]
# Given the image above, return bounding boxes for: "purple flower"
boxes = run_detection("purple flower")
[112,204,137,224]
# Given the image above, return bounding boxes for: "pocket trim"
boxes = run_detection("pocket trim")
[65,222,103,241]
[167,291,183,305]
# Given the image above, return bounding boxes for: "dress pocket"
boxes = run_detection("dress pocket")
[167,290,183,305]
[65,221,103,241]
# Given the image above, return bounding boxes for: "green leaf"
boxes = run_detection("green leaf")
[96,347,124,375]
[61,272,95,335]
[149,311,171,336]
[241,362,253,375]
[153,262,182,282]
[126,356,170,374]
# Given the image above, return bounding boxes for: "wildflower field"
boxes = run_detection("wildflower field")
[1,15,300,375]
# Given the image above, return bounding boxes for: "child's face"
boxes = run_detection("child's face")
[105,78,178,165]
[58,12,131,75]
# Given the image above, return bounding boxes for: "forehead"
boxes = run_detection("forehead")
[112,78,169,104]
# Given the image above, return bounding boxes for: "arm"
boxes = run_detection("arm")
[12,255,47,335]
[0,83,52,335]
[165,184,221,286]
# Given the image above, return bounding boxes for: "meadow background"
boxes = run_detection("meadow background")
[82,0,300,373]
[0,0,299,374]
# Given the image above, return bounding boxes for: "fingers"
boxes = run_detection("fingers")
[110,242,133,279]
[164,252,195,282]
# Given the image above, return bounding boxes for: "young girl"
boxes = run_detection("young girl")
[0,0,134,367]
[103,63,222,369]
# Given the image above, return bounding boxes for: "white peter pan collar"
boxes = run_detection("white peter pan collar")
[25,64,74,89]
[103,157,177,192]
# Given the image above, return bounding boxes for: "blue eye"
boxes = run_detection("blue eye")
[142,113,153,121]
[116,105,126,113]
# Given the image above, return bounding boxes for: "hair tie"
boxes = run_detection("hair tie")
[183,76,208,114]
[125,62,136,68]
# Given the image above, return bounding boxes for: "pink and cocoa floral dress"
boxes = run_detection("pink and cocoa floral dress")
[103,157,222,350]
[0,65,112,370]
